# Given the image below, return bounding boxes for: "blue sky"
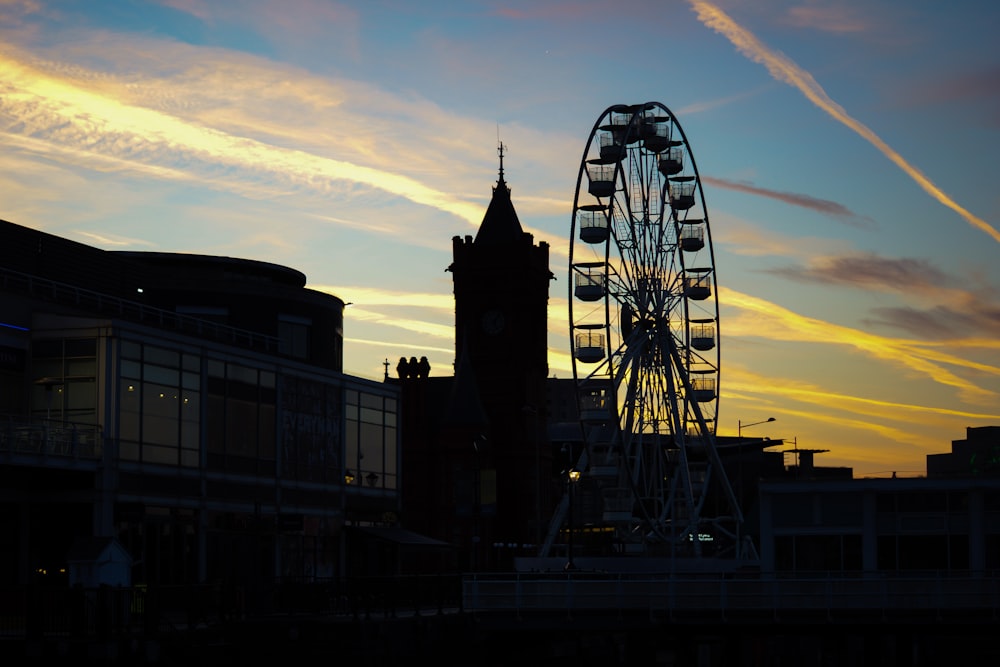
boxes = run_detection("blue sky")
[2,0,999,475]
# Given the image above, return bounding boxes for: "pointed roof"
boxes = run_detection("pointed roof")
[474,143,525,245]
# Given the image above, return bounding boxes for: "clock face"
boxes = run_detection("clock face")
[481,309,505,335]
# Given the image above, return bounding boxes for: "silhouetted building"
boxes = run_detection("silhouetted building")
[759,472,1000,574]
[395,149,556,570]
[927,425,1000,478]
[758,429,1000,574]
[0,218,403,593]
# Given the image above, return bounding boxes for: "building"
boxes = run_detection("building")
[758,427,1000,574]
[0,218,401,594]
[927,425,1000,478]
[391,150,858,572]
[395,148,556,570]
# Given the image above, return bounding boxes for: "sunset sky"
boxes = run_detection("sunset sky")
[2,1,999,476]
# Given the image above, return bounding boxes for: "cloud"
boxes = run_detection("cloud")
[726,360,1000,420]
[155,0,213,21]
[0,28,579,252]
[765,254,951,292]
[779,4,872,34]
[75,231,156,248]
[688,1,1000,245]
[901,65,1000,106]
[312,286,457,342]
[703,176,873,227]
[157,0,361,45]
[896,65,1000,129]
[315,286,454,311]
[866,304,1000,341]
[722,286,1000,404]
[0,43,491,230]
[762,253,1000,340]
[0,0,41,17]
[347,307,456,341]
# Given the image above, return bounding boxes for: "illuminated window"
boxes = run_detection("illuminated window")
[118,340,200,468]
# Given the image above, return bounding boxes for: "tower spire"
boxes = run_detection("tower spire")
[474,141,522,244]
[496,141,507,191]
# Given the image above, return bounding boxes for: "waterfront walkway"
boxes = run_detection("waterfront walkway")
[4,571,1000,665]
[463,569,1000,622]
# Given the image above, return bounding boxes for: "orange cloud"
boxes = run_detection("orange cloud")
[0,47,489,229]
[721,286,1000,403]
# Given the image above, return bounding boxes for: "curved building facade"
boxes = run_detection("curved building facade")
[0,219,399,592]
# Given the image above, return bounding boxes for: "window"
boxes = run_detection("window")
[206,360,276,475]
[279,374,340,483]
[31,337,98,425]
[278,315,311,359]
[344,389,399,490]
[118,341,200,468]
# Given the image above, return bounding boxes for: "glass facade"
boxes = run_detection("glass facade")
[111,335,397,486]
[5,227,389,588]
[119,340,201,467]
[31,337,98,425]
[344,389,398,490]
[207,359,277,475]
[279,374,340,483]
[25,327,398,585]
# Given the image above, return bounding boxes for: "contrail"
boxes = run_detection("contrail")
[689,1,1000,245]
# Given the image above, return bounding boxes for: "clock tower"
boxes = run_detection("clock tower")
[447,144,554,557]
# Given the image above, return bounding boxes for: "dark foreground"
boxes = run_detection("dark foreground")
[4,575,1000,666]
[5,610,1000,667]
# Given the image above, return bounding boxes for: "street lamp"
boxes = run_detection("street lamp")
[564,468,581,571]
[33,377,63,421]
[738,417,775,438]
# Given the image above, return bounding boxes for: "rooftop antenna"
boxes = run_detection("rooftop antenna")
[498,140,505,182]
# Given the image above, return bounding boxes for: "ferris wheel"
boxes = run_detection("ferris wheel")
[553,102,742,559]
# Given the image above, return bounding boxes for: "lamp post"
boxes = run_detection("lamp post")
[738,417,775,438]
[564,468,581,571]
[33,377,63,421]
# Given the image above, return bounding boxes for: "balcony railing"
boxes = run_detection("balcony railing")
[0,417,103,461]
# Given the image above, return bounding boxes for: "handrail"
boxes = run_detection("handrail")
[0,416,103,460]
[1,266,279,352]
[461,570,1000,615]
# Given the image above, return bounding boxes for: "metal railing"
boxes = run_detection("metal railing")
[1,266,279,353]
[0,416,103,461]
[462,570,1000,617]
[0,575,464,641]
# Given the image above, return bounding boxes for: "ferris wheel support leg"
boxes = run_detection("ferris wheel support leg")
[660,355,701,552]
[667,341,744,526]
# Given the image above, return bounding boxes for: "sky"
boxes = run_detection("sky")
[2,0,999,477]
